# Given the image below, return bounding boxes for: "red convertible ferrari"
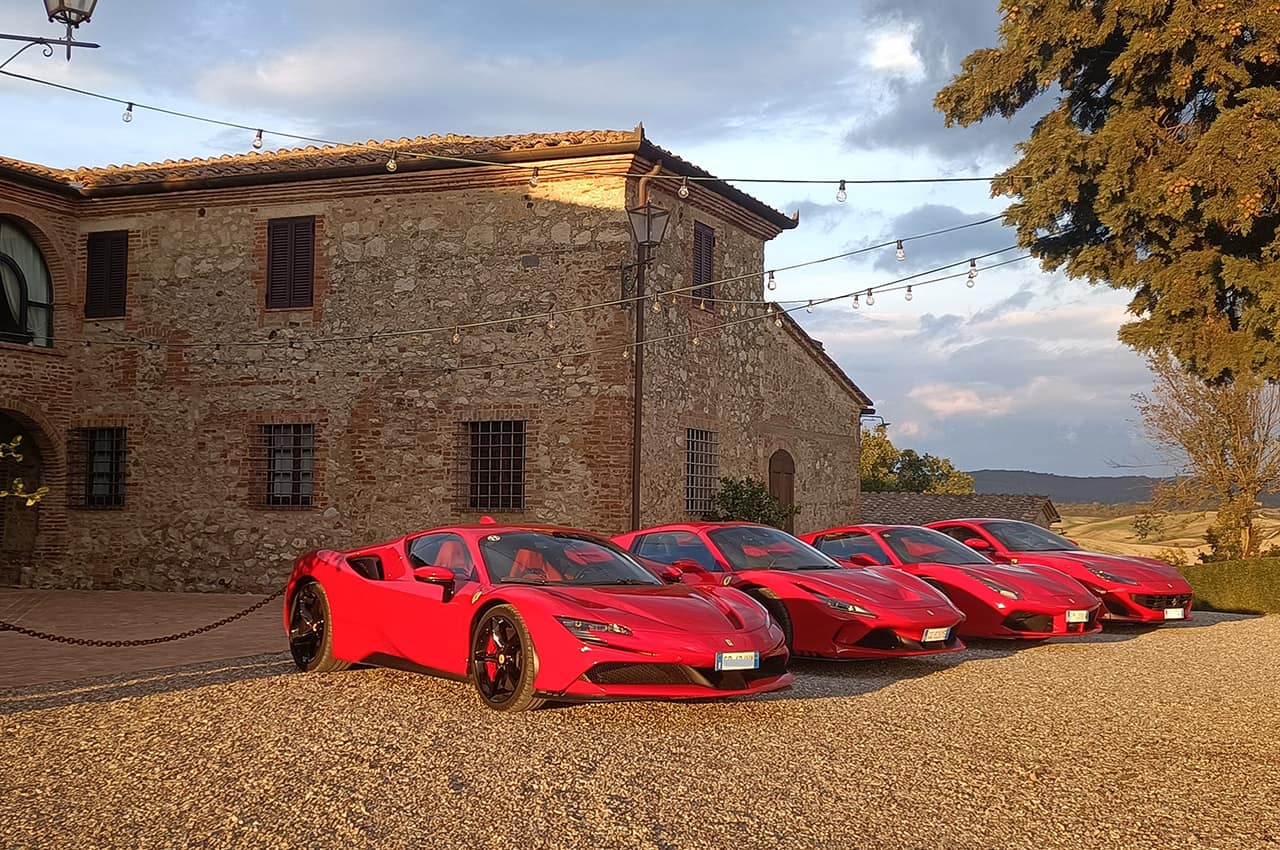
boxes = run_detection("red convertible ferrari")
[799,525,1104,639]
[612,522,966,659]
[926,518,1194,623]
[284,520,791,711]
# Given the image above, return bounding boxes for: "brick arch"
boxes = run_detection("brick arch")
[0,203,77,348]
[0,396,68,586]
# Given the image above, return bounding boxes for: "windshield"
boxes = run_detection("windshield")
[879,527,993,566]
[811,532,891,565]
[981,520,1079,551]
[479,531,661,586]
[707,525,844,571]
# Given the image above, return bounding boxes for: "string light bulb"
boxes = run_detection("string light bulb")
[692,333,701,346]
[529,168,540,188]
[451,327,461,344]
[652,296,661,313]
[865,288,875,306]
[896,240,906,261]
[622,347,630,360]
[905,285,913,301]
[767,271,777,291]
[852,293,860,309]
[698,298,707,311]
[385,153,398,173]
[836,180,847,203]
[546,313,556,330]
[678,176,690,199]
[122,103,134,123]
[806,300,814,313]
[967,258,978,287]
[253,129,264,150]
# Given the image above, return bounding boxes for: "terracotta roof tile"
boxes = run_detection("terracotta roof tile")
[858,492,1062,527]
[61,128,643,189]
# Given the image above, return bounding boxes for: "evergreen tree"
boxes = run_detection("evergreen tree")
[936,1,1280,380]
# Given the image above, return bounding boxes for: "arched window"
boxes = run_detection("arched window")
[0,218,53,347]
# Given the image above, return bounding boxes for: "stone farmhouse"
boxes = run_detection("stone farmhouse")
[0,126,871,591]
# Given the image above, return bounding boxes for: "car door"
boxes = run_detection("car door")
[359,532,481,676]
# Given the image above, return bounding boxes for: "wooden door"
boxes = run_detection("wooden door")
[768,449,796,533]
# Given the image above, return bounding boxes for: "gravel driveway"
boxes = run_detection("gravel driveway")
[2,612,1277,850]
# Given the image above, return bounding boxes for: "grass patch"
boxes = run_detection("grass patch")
[1176,559,1280,614]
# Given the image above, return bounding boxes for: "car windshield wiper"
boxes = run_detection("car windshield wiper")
[499,576,550,585]
[590,578,656,586]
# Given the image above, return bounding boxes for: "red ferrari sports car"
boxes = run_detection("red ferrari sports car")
[925,518,1194,623]
[799,525,1104,639]
[612,522,966,659]
[284,520,791,711]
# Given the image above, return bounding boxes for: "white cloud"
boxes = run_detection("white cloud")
[909,383,1017,418]
[863,26,925,79]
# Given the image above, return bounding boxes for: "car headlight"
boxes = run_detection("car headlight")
[555,617,632,642]
[823,597,877,618]
[1087,568,1140,586]
[974,576,1020,599]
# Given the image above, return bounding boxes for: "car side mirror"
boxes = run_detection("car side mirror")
[413,565,456,602]
[658,564,684,583]
[670,555,711,573]
[963,537,992,550]
[844,554,880,567]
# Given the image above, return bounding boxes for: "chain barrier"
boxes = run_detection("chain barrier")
[0,586,286,647]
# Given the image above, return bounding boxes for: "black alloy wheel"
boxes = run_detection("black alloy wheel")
[470,605,543,712]
[288,582,349,673]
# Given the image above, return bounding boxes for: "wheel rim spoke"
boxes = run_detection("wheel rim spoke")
[474,615,524,703]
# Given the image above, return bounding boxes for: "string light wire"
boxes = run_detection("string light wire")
[79,219,1010,351]
[89,251,1030,379]
[0,68,1032,189]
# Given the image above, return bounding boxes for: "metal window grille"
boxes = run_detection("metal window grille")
[466,420,525,511]
[259,424,315,507]
[68,427,127,508]
[685,428,719,515]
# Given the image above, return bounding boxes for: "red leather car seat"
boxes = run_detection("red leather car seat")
[435,540,474,581]
[510,549,560,582]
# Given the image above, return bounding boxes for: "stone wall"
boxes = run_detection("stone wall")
[2,157,865,591]
[634,183,862,533]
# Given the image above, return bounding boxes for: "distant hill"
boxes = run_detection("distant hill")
[968,470,1163,505]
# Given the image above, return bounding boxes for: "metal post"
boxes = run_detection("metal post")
[630,242,648,531]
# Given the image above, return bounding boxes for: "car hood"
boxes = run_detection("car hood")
[532,584,768,634]
[929,562,1097,604]
[1016,550,1190,587]
[774,567,954,608]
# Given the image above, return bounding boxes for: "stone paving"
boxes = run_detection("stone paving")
[0,588,283,688]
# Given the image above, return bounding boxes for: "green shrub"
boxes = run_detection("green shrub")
[1175,559,1280,614]
[704,477,799,529]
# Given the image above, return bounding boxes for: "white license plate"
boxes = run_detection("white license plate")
[922,627,950,643]
[1065,609,1090,624]
[1164,607,1185,620]
[715,651,760,671]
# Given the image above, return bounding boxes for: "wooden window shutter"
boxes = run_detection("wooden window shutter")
[289,217,314,308]
[266,220,294,308]
[85,231,128,318]
[692,222,715,301]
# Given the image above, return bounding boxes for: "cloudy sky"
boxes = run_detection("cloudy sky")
[0,0,1164,476]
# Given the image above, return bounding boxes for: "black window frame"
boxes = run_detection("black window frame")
[260,423,315,508]
[685,428,719,515]
[266,216,316,310]
[68,427,127,509]
[465,419,526,511]
[85,230,128,319]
